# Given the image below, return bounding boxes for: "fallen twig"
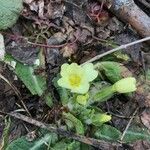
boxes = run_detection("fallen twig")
[140,0,150,9]
[0,31,78,49]
[82,36,150,65]
[120,107,139,141]
[0,111,121,150]
[0,74,31,117]
[108,0,150,38]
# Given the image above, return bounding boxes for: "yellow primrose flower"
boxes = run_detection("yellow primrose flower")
[57,63,98,94]
[112,77,137,93]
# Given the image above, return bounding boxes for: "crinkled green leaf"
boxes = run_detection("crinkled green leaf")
[80,143,94,150]
[15,62,53,107]
[52,141,68,150]
[1,117,11,150]
[6,137,35,150]
[63,112,84,135]
[91,113,111,126]
[71,103,110,126]
[113,51,130,61]
[95,124,150,143]
[6,133,58,150]
[95,61,122,83]
[88,82,114,104]
[52,140,80,150]
[70,103,95,125]
[53,76,70,105]
[92,86,114,103]
[15,62,46,96]
[94,124,121,141]
[67,141,80,150]
[5,54,53,107]
[44,92,53,108]
[123,126,150,143]
[0,0,23,30]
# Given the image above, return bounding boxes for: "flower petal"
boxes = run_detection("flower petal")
[57,77,70,89]
[68,63,83,75]
[60,63,69,77]
[82,63,98,82]
[71,82,90,94]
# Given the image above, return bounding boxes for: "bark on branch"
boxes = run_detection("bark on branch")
[103,0,150,38]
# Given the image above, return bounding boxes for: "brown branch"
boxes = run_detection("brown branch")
[82,36,150,65]
[120,107,139,141]
[0,31,78,49]
[27,41,68,48]
[0,74,31,117]
[108,0,150,38]
[140,0,150,9]
[0,111,121,150]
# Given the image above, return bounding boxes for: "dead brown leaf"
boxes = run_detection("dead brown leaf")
[132,140,150,150]
[141,108,150,130]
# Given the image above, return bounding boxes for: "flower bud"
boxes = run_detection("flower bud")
[112,77,136,93]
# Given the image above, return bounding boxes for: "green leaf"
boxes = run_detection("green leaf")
[6,133,58,150]
[92,113,111,126]
[88,82,114,104]
[113,51,130,61]
[67,141,80,150]
[52,140,80,150]
[44,92,53,108]
[15,63,53,107]
[80,143,94,150]
[51,141,68,150]
[5,54,53,107]
[123,126,150,143]
[92,86,114,103]
[71,103,95,125]
[15,62,46,96]
[94,124,150,143]
[146,69,150,80]
[94,124,121,141]
[1,117,11,150]
[63,112,85,135]
[71,103,110,126]
[0,0,23,30]
[6,137,35,150]
[95,61,122,83]
[53,76,70,105]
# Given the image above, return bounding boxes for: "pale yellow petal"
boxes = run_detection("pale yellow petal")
[82,63,98,82]
[68,63,83,75]
[57,77,71,89]
[60,63,69,77]
[71,82,90,94]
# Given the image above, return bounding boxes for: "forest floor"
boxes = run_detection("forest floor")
[0,0,150,150]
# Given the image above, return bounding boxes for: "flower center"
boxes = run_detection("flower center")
[69,74,81,87]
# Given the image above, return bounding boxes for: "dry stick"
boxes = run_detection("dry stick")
[0,74,31,117]
[109,0,150,38]
[27,41,68,48]
[82,36,150,65]
[0,31,77,49]
[0,111,120,149]
[120,107,139,141]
